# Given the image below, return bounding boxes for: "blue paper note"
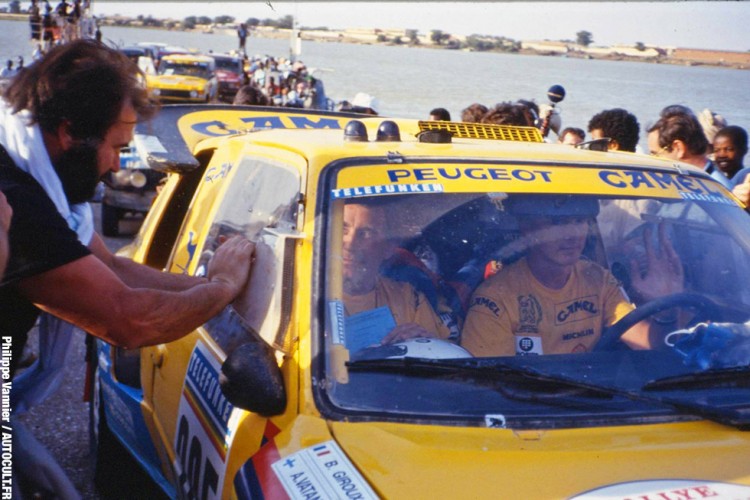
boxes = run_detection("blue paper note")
[345,306,397,352]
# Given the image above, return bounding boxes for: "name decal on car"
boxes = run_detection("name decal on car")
[271,440,378,500]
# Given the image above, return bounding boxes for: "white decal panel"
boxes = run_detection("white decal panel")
[173,341,239,499]
[572,479,750,499]
[271,440,378,499]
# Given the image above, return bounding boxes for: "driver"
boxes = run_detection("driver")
[461,195,684,357]
[341,199,452,348]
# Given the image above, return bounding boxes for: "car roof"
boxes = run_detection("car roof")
[134,105,710,182]
[161,53,214,63]
[121,46,148,54]
[212,54,241,61]
[136,42,168,48]
[215,127,679,167]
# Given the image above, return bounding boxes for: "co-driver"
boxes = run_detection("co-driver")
[340,199,452,349]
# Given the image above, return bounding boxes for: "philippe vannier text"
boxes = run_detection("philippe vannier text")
[1,336,12,498]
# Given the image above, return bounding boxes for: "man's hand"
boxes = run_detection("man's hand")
[732,176,750,207]
[381,323,436,345]
[207,235,255,297]
[629,222,684,303]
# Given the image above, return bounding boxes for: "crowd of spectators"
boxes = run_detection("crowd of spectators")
[27,0,100,58]
[232,55,332,110]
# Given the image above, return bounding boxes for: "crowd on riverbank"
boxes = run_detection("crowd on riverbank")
[444,98,749,206]
[0,0,101,79]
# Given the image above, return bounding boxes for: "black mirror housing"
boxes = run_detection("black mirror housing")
[220,341,286,416]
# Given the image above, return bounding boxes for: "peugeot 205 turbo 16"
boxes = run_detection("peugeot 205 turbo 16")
[89,105,750,499]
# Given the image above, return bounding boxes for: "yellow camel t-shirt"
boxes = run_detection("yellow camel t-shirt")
[461,259,633,357]
[344,277,452,345]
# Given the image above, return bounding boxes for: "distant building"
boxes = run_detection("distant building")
[671,48,750,66]
[521,41,569,54]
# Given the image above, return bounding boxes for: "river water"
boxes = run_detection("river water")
[2,19,749,151]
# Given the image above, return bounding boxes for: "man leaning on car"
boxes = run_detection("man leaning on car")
[0,41,255,382]
[0,38,256,498]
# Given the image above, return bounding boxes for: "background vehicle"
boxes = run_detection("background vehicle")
[211,53,245,103]
[91,106,750,499]
[146,53,218,103]
[135,42,190,66]
[119,45,157,76]
[100,142,164,236]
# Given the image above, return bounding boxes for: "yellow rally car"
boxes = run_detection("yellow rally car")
[90,105,750,499]
[146,53,218,104]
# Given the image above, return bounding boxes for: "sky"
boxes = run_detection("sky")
[90,1,750,52]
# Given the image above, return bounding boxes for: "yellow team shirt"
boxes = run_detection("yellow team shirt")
[344,277,452,341]
[461,259,634,356]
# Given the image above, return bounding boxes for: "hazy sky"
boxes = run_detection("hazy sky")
[92,2,749,52]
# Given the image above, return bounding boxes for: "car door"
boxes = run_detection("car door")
[142,142,307,498]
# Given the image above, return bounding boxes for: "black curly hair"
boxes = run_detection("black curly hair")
[588,108,640,152]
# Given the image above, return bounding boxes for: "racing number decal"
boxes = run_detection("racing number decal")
[176,415,220,498]
[174,341,238,499]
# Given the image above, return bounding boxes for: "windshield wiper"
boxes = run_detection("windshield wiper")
[346,356,750,429]
[642,366,750,391]
[347,357,625,403]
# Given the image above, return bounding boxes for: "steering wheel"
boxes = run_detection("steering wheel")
[594,292,722,351]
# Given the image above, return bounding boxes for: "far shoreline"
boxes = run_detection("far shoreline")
[1,13,747,71]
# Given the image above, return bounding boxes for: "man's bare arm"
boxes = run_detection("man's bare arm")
[88,233,207,291]
[20,235,254,348]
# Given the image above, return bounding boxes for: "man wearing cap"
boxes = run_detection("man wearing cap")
[349,92,379,115]
[461,195,683,357]
[698,108,727,156]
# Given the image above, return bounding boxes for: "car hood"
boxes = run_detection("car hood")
[148,75,209,87]
[329,420,750,498]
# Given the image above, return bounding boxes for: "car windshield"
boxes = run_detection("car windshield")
[158,60,211,79]
[320,161,750,429]
[214,58,242,74]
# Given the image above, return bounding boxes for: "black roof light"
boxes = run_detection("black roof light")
[376,120,401,142]
[343,120,369,142]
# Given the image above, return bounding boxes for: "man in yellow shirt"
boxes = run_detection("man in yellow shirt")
[461,195,684,357]
[341,200,452,350]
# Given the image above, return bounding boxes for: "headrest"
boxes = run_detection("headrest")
[507,194,600,218]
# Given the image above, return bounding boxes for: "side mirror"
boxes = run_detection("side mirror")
[220,340,286,416]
